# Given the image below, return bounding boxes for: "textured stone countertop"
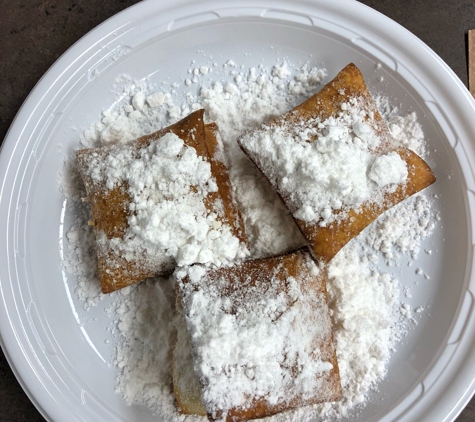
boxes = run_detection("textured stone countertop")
[1,0,475,421]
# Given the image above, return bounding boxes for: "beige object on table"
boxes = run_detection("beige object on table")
[469,29,475,98]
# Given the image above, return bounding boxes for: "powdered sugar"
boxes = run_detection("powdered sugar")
[376,96,426,157]
[111,278,178,415]
[61,58,437,421]
[369,152,408,187]
[176,251,337,419]
[79,131,246,270]
[364,194,436,262]
[199,69,317,256]
[321,242,401,416]
[60,160,102,309]
[238,97,408,225]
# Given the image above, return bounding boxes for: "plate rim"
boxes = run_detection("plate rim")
[2,0,475,421]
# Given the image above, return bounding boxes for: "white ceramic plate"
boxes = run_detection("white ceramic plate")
[2,0,475,421]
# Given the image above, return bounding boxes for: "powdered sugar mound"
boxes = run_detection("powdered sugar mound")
[369,151,408,187]
[81,132,247,270]
[100,114,138,145]
[147,92,171,108]
[239,97,407,225]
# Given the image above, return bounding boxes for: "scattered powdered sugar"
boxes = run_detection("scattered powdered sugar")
[364,194,436,262]
[320,242,401,417]
[111,278,178,416]
[60,58,438,421]
[376,96,426,157]
[60,160,102,309]
[63,216,102,309]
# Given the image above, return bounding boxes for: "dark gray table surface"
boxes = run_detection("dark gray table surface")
[1,0,475,421]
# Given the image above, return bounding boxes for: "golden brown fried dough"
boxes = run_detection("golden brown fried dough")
[238,63,435,263]
[176,248,341,422]
[76,110,247,293]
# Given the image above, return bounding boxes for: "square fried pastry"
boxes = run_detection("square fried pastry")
[76,110,247,293]
[238,63,436,263]
[175,247,341,422]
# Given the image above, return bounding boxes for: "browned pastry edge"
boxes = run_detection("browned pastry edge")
[172,296,208,416]
[204,123,248,244]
